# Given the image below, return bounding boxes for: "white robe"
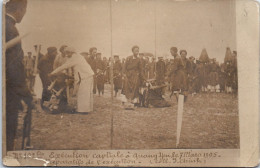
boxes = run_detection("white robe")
[51,53,94,112]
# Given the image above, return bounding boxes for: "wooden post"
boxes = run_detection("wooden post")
[2,3,7,157]
[176,94,184,148]
[109,0,114,150]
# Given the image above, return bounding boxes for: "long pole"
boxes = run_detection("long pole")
[2,3,7,157]
[154,0,157,58]
[109,0,114,150]
[154,0,157,74]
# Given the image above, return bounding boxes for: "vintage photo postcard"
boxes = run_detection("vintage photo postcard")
[2,0,259,167]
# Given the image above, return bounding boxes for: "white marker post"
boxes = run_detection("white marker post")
[176,94,184,148]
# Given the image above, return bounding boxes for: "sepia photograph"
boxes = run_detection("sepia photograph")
[2,0,259,167]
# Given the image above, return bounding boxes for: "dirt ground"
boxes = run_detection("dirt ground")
[14,84,239,150]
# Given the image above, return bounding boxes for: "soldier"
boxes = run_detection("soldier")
[24,52,35,92]
[113,55,122,97]
[88,47,97,94]
[95,53,105,96]
[122,45,145,106]
[38,47,58,108]
[5,0,32,151]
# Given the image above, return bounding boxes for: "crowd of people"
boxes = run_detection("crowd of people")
[5,0,238,151]
[23,44,238,110]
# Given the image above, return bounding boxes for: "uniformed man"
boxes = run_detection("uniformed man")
[5,0,32,151]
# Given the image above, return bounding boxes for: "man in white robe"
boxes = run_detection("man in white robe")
[50,47,94,113]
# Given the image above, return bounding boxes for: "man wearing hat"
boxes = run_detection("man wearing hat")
[38,47,58,108]
[50,47,94,113]
[113,55,122,97]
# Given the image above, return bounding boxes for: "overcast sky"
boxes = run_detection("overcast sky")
[17,0,236,62]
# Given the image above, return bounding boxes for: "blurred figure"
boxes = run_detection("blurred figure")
[53,45,68,69]
[102,57,109,83]
[24,52,35,92]
[148,57,156,79]
[88,47,97,94]
[208,58,220,92]
[156,56,166,85]
[144,57,150,79]
[38,47,58,108]
[113,55,123,97]
[95,53,105,96]
[80,52,89,62]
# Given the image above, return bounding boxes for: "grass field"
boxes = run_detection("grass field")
[14,85,239,150]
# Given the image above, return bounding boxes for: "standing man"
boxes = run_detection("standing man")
[88,47,97,94]
[123,46,144,106]
[33,45,44,65]
[95,53,105,96]
[156,56,166,85]
[5,0,32,151]
[169,48,191,102]
[113,55,122,97]
[24,52,35,92]
[102,57,109,83]
[38,47,58,108]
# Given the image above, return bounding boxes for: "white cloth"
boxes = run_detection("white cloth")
[51,53,94,112]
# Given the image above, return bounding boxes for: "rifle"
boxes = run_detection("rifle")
[22,98,33,150]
